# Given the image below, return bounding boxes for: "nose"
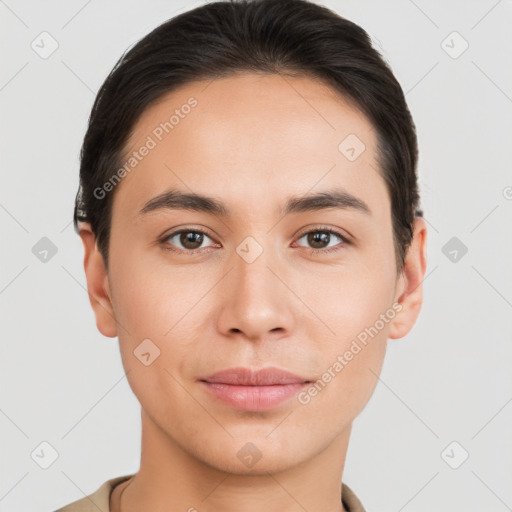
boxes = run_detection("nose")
[216,247,296,342]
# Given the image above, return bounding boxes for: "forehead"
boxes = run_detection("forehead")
[112,72,388,223]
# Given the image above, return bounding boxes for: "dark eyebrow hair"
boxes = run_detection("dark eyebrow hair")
[139,189,229,217]
[138,187,371,218]
[283,189,371,216]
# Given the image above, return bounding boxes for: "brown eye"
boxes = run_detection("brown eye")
[179,231,204,250]
[306,231,331,249]
[295,228,349,254]
[162,229,216,253]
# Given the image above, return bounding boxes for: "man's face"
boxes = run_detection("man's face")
[100,72,406,473]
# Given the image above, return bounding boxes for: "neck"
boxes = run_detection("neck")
[115,409,352,512]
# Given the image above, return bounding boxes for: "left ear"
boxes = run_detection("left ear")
[388,216,428,339]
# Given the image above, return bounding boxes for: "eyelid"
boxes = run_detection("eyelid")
[160,225,215,240]
[294,224,351,242]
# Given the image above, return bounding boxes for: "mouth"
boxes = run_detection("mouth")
[199,366,312,411]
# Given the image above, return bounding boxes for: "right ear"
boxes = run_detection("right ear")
[78,222,118,338]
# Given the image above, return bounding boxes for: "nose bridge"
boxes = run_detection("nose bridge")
[216,239,295,339]
[235,246,275,301]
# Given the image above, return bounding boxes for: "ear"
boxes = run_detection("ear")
[78,222,117,338]
[388,216,428,340]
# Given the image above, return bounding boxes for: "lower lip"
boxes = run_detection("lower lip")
[200,381,308,411]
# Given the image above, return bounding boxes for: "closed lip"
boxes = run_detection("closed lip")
[200,366,312,386]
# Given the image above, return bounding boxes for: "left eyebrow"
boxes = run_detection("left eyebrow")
[282,188,372,217]
[137,187,372,218]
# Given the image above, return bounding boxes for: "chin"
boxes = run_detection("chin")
[204,449,301,476]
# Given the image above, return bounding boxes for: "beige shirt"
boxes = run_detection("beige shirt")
[54,473,366,512]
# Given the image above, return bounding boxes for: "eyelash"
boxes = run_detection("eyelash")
[159,226,350,256]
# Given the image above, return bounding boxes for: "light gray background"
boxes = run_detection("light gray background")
[1,1,511,511]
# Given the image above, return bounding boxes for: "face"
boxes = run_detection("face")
[81,72,426,475]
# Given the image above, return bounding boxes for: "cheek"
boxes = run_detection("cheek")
[109,260,195,415]
[109,248,199,336]
[301,256,396,412]
[303,253,397,341]
[108,253,216,378]
[297,287,391,429]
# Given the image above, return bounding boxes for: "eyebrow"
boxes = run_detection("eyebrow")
[138,187,371,218]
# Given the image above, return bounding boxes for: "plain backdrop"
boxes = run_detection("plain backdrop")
[1,1,511,511]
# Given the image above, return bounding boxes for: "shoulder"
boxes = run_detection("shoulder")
[54,474,134,512]
[342,481,366,512]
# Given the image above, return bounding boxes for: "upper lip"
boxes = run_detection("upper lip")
[200,366,311,386]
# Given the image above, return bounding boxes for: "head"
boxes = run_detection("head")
[76,0,427,475]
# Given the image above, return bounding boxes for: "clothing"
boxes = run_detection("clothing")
[54,473,366,512]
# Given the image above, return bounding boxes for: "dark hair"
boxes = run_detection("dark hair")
[73,0,422,273]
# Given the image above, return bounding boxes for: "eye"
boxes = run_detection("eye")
[159,226,350,256]
[160,228,218,254]
[294,227,349,255]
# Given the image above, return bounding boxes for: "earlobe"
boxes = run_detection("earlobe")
[79,223,118,338]
[388,217,428,340]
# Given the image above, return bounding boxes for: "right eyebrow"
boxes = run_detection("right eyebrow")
[138,189,229,217]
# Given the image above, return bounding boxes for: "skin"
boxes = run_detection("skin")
[79,72,427,512]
